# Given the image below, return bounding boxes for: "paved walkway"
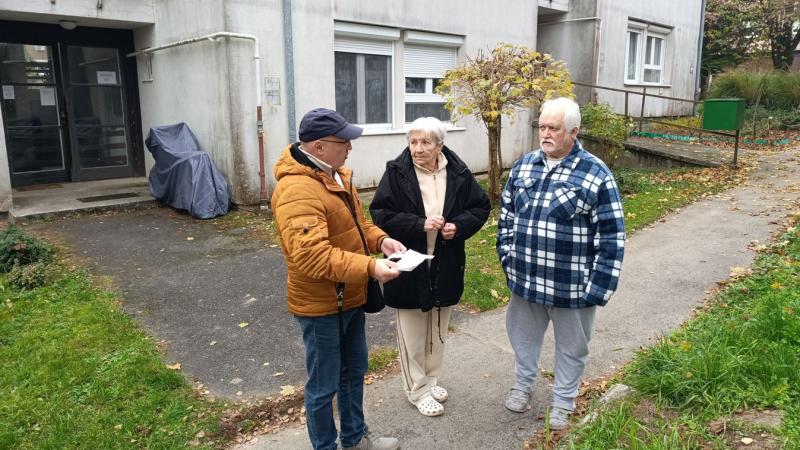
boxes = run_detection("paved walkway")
[241,147,800,449]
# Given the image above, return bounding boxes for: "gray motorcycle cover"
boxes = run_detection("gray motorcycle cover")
[145,123,230,219]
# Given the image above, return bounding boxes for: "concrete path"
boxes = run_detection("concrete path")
[241,147,800,449]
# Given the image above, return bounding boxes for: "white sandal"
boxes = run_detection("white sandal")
[413,395,444,417]
[430,385,448,403]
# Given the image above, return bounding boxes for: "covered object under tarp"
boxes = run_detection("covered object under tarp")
[145,123,230,219]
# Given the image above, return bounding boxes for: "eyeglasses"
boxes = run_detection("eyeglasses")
[319,139,350,145]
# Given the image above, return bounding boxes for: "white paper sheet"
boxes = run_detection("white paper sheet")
[386,249,434,272]
[96,71,117,85]
[2,85,14,100]
[39,87,55,106]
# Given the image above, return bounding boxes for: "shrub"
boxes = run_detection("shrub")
[6,261,54,290]
[580,102,631,166]
[0,225,53,272]
[707,71,800,110]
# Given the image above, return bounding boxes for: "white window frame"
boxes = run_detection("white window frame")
[334,23,399,130]
[624,21,670,85]
[403,43,457,123]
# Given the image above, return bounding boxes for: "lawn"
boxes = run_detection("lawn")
[560,218,800,449]
[0,262,225,449]
[460,165,747,311]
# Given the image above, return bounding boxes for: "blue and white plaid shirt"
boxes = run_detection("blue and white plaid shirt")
[496,140,626,308]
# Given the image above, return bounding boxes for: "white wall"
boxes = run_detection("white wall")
[286,0,539,186]
[0,108,11,211]
[595,0,703,117]
[0,0,154,28]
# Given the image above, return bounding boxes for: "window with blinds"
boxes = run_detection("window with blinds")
[334,37,393,126]
[404,45,456,122]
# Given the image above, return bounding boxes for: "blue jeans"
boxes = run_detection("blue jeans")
[296,308,368,450]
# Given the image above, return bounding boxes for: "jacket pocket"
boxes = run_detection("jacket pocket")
[549,182,579,220]
[512,177,539,213]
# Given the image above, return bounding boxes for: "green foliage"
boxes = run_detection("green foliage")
[0,225,53,272]
[0,265,224,449]
[6,261,54,290]
[580,103,631,165]
[707,71,800,130]
[367,347,398,372]
[652,115,702,131]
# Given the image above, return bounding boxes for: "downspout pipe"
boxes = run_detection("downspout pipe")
[693,0,707,116]
[283,0,297,142]
[127,32,269,205]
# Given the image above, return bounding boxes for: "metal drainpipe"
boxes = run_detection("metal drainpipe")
[693,0,707,116]
[283,0,297,142]
[127,32,269,204]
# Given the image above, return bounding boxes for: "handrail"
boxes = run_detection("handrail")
[572,81,702,104]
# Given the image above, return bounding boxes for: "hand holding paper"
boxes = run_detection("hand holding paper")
[386,249,434,272]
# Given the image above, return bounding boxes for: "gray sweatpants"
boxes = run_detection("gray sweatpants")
[506,293,596,411]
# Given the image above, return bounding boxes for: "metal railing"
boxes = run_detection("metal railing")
[574,81,741,165]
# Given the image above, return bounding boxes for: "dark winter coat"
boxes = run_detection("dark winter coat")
[370,146,490,311]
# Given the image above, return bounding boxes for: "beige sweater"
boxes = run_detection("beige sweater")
[413,153,448,256]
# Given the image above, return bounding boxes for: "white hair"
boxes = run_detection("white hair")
[406,117,447,144]
[540,97,581,132]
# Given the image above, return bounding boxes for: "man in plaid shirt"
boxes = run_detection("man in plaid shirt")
[496,97,625,430]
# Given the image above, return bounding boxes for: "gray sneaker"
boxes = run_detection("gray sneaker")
[548,406,572,430]
[504,389,531,413]
[343,433,400,450]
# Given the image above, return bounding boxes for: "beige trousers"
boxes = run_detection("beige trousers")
[395,306,453,403]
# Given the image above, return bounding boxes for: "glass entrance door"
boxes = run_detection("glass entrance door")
[62,45,134,181]
[0,43,68,186]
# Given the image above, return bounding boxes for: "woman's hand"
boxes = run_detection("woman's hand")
[424,215,445,232]
[441,222,457,240]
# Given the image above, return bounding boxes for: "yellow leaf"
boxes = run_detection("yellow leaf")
[490,289,499,299]
[280,385,296,396]
[166,362,181,370]
[238,322,249,328]
[771,282,782,290]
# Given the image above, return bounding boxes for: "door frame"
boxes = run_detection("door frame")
[0,19,145,187]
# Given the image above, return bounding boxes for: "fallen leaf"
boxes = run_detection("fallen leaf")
[114,424,123,430]
[209,341,217,346]
[187,237,195,241]
[280,385,296,396]
[272,372,285,377]
[166,362,181,370]
[741,437,754,445]
[236,391,243,396]
[238,322,249,328]
[490,289,499,299]
[229,378,243,385]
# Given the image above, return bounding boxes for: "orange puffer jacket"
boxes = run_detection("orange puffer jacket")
[271,144,387,317]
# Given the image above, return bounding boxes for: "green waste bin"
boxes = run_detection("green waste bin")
[702,98,745,131]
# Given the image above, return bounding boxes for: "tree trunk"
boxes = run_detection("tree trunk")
[486,118,501,206]
[494,116,504,179]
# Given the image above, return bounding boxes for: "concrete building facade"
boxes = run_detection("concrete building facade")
[537,0,705,118]
[1,0,703,211]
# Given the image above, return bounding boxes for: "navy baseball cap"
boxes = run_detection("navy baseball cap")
[298,108,363,142]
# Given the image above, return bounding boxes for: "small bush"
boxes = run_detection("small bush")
[707,71,800,110]
[581,102,631,166]
[652,115,702,132]
[7,261,54,290]
[0,225,53,272]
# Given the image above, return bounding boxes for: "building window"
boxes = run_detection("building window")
[625,23,669,85]
[404,45,455,122]
[334,36,394,126]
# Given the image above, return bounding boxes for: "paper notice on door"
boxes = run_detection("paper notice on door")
[96,71,117,85]
[386,249,434,272]
[2,85,14,100]
[39,87,55,106]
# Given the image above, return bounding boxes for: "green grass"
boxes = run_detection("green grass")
[367,347,399,373]
[460,166,741,311]
[0,265,224,449]
[563,221,800,449]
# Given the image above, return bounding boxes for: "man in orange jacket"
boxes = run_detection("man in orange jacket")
[271,108,405,450]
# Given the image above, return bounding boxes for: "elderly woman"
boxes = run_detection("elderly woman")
[370,117,490,417]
